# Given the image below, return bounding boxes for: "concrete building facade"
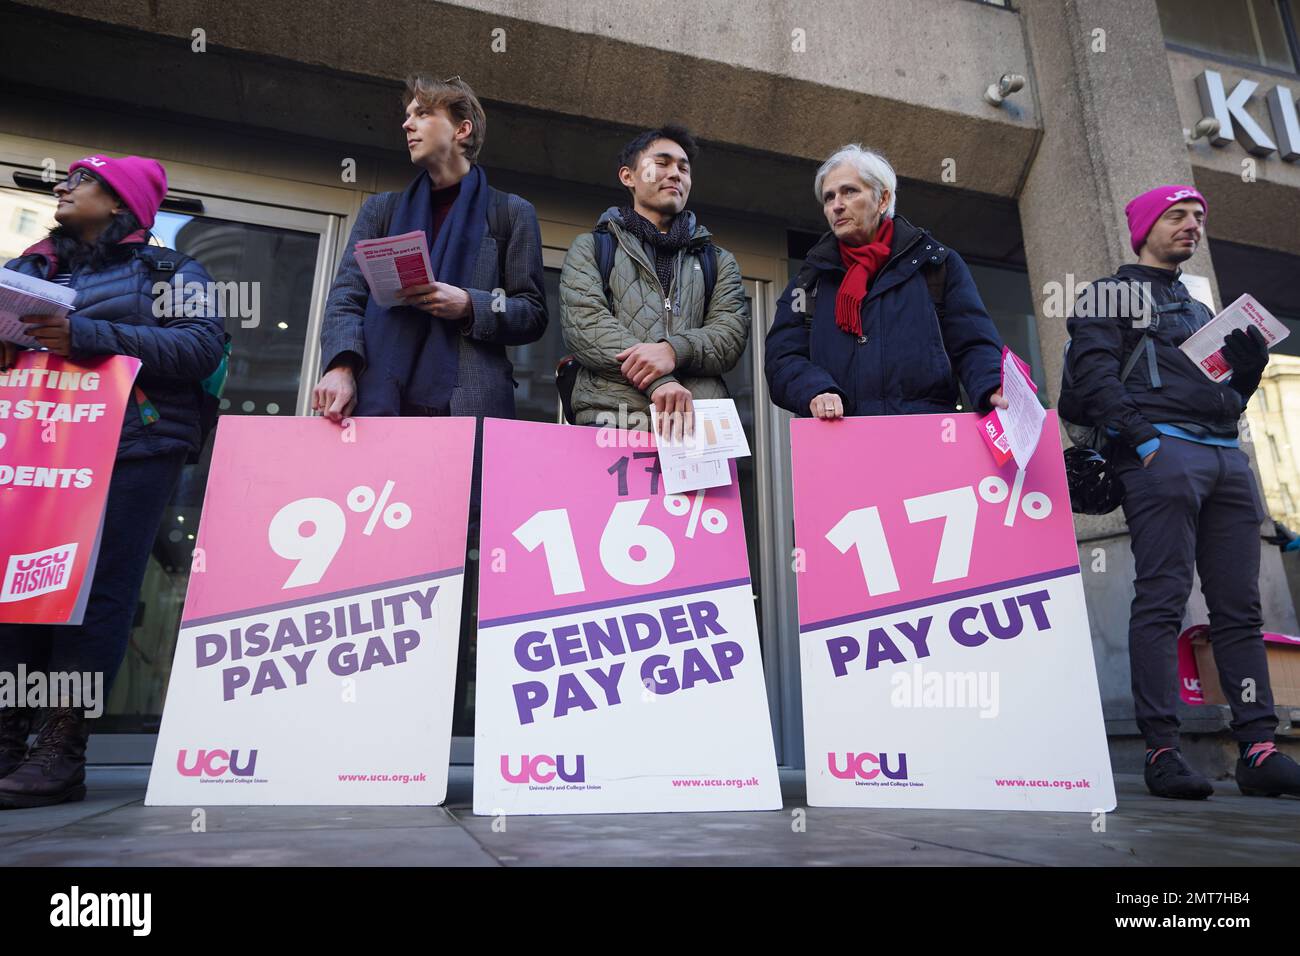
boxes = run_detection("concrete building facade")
[2,0,1298,771]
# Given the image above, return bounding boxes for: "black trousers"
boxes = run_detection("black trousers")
[400,402,480,735]
[1116,436,1277,749]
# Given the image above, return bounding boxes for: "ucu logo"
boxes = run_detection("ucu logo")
[500,754,586,783]
[17,553,70,570]
[80,155,108,167]
[176,748,258,777]
[827,752,909,780]
[1164,188,1197,202]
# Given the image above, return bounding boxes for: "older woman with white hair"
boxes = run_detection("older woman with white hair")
[765,144,1007,419]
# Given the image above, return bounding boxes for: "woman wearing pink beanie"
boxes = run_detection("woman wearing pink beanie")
[0,155,227,810]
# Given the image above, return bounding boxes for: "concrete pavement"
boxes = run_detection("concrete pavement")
[1,767,1297,866]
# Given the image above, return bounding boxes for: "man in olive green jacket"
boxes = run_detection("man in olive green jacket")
[560,124,750,432]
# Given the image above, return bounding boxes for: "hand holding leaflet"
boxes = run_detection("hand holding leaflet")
[1179,293,1289,383]
[979,347,1045,470]
[0,268,77,348]
[651,399,750,494]
[352,231,435,309]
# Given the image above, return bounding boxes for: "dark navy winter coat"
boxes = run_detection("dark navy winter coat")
[6,244,225,461]
[765,215,1004,417]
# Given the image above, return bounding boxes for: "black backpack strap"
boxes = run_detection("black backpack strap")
[487,187,512,283]
[487,187,511,242]
[133,245,196,286]
[792,263,821,326]
[1123,279,1162,389]
[923,257,947,320]
[375,190,401,236]
[594,229,617,307]
[696,242,718,309]
[1117,335,1155,385]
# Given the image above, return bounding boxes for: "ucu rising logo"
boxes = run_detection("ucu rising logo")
[1,543,79,603]
[176,748,258,777]
[500,754,586,783]
[827,752,909,780]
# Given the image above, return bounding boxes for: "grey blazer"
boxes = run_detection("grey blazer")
[319,184,549,417]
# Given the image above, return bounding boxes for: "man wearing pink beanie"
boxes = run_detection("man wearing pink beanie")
[1062,184,1292,800]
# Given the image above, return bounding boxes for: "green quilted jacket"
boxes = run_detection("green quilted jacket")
[559,207,751,427]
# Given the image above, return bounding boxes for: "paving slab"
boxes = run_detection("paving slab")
[0,824,498,867]
[0,766,1295,866]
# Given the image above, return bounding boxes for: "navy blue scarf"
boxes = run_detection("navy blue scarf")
[356,165,490,414]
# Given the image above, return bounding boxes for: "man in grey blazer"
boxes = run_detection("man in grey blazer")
[313,76,547,709]
[313,74,547,423]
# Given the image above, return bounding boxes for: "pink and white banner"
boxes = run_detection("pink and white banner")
[0,352,140,625]
[147,416,475,806]
[791,412,1116,811]
[473,419,780,815]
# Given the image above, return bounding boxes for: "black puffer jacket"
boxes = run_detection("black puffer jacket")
[6,244,226,461]
[1066,263,1250,449]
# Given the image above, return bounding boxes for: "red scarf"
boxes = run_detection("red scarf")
[21,230,150,278]
[834,216,894,336]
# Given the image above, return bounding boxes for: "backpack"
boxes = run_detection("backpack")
[555,228,719,425]
[134,246,232,464]
[591,228,718,308]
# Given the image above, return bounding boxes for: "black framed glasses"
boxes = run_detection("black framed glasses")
[53,169,100,192]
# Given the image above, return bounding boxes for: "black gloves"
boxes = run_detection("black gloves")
[1222,324,1269,398]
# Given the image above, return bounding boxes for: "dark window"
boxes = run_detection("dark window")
[1158,0,1300,72]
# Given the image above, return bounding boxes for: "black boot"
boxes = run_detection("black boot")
[1144,749,1213,800]
[0,708,33,779]
[0,707,88,809]
[1236,750,1300,798]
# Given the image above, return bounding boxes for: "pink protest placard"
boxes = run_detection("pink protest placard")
[791,412,1116,812]
[1177,625,1207,705]
[477,420,751,621]
[1178,624,1300,704]
[474,418,780,815]
[180,416,473,623]
[148,416,475,806]
[792,412,1080,631]
[0,352,140,625]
